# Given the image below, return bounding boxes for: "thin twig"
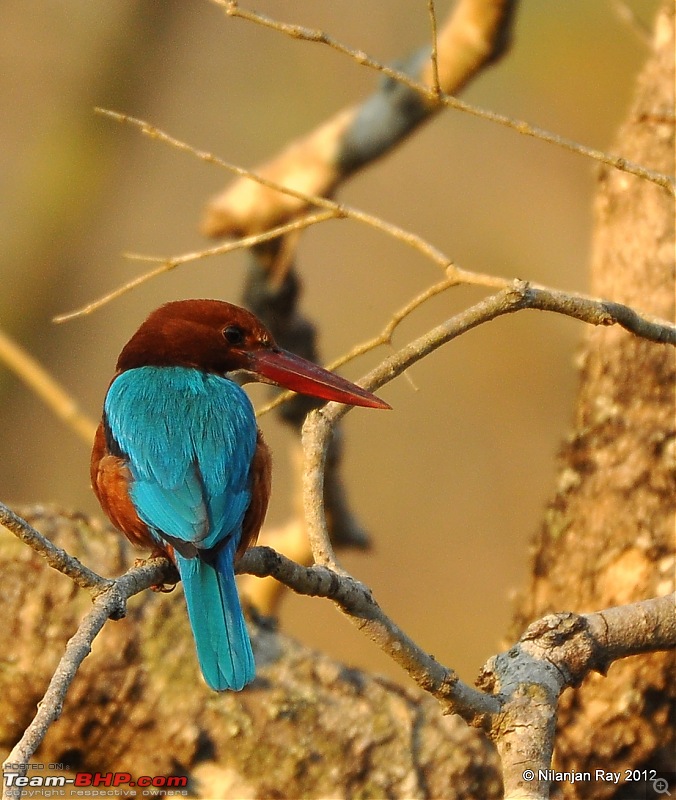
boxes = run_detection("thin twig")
[219,0,430,94]
[238,546,499,718]
[219,1,674,195]
[125,209,335,268]
[0,502,107,593]
[54,209,337,323]
[92,109,506,285]
[328,274,460,370]
[0,329,97,443]
[255,275,461,418]
[301,281,676,567]
[427,0,442,99]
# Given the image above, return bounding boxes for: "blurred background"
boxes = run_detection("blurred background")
[0,0,659,684]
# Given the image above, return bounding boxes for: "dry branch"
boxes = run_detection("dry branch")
[53,209,337,324]
[203,0,518,237]
[0,504,175,800]
[482,596,676,799]
[2,559,173,800]
[0,502,106,593]
[300,277,675,796]
[203,0,673,240]
[0,329,96,444]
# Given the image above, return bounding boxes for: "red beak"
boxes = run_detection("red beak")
[248,348,390,410]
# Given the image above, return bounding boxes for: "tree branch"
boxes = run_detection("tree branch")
[237,548,675,800]
[299,280,675,796]
[240,540,675,799]
[481,595,676,798]
[239,546,498,721]
[0,330,96,444]
[1,552,173,800]
[203,0,672,240]
[0,502,106,593]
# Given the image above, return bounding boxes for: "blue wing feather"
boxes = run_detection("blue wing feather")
[130,467,207,543]
[105,367,257,543]
[105,366,257,690]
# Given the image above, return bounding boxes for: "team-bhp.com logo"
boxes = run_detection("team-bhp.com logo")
[4,771,188,793]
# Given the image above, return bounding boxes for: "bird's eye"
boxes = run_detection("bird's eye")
[223,325,245,345]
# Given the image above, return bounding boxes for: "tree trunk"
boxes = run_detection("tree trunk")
[511,4,675,798]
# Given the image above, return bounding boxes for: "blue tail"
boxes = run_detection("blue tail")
[175,539,255,691]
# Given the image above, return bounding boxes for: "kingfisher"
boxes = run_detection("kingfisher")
[91,299,388,691]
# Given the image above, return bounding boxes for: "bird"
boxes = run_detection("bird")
[91,299,389,691]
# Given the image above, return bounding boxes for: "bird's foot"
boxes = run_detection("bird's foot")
[150,582,176,594]
[133,555,178,593]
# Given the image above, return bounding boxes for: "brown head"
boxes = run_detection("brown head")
[115,299,390,409]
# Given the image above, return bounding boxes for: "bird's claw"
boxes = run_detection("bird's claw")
[150,582,176,594]
[133,556,177,593]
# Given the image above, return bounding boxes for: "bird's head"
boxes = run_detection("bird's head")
[115,299,390,409]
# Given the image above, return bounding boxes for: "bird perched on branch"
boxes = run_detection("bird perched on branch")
[91,299,389,691]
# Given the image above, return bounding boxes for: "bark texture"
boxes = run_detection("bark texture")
[512,5,675,798]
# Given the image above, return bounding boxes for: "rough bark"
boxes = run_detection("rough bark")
[511,4,675,798]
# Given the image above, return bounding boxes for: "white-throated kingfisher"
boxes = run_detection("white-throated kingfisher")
[91,299,389,691]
